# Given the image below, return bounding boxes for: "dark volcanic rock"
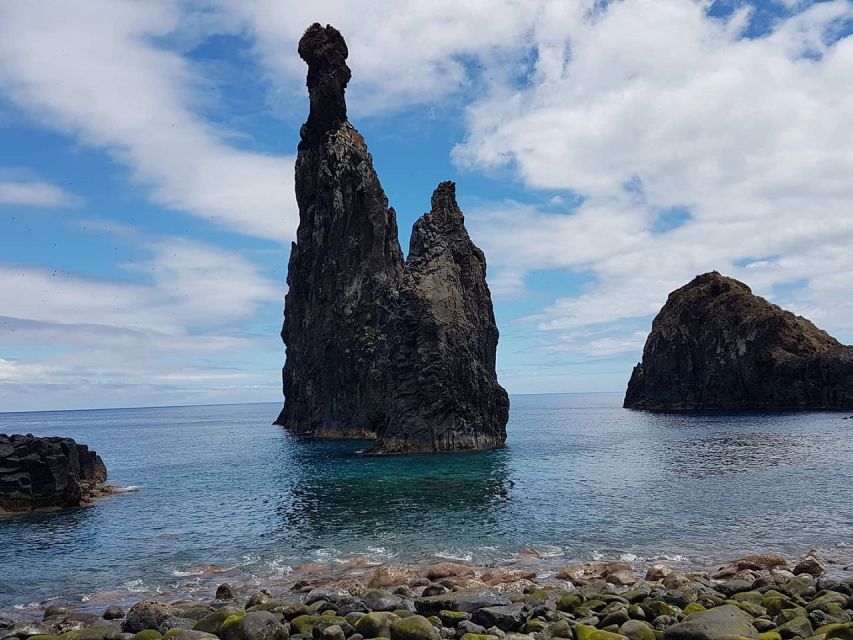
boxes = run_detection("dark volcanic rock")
[375,182,509,452]
[625,272,853,410]
[277,23,402,439]
[0,434,107,513]
[276,23,508,452]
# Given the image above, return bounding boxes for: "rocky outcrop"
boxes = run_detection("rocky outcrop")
[276,24,508,451]
[377,182,508,452]
[625,272,853,410]
[0,434,108,513]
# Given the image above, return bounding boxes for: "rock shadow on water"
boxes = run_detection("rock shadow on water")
[272,438,514,552]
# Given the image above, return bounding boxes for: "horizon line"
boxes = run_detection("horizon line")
[0,390,624,416]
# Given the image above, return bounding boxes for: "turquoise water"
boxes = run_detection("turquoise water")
[1,393,852,610]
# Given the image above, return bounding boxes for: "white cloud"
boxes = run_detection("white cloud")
[0,0,295,241]
[456,0,853,355]
[0,179,80,207]
[0,238,283,410]
[211,0,542,115]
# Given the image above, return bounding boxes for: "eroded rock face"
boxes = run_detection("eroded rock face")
[0,434,107,513]
[625,272,853,410]
[276,24,508,451]
[377,182,509,452]
[277,23,403,439]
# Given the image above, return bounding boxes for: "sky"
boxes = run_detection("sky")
[0,0,852,412]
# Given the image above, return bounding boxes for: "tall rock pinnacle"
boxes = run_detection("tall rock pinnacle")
[625,272,853,410]
[277,23,403,438]
[377,182,509,452]
[277,24,509,451]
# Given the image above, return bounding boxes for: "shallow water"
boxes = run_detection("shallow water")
[1,393,852,610]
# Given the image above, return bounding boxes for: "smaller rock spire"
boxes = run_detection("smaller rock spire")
[298,23,351,143]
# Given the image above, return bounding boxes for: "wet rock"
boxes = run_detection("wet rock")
[624,272,853,411]
[646,566,674,582]
[159,620,196,634]
[663,605,758,640]
[0,434,108,513]
[793,557,826,577]
[247,593,272,610]
[276,24,508,452]
[124,603,182,634]
[192,608,245,635]
[427,565,476,581]
[480,571,536,587]
[370,566,421,589]
[416,592,511,617]
[471,605,528,632]
[363,590,408,613]
[458,621,488,637]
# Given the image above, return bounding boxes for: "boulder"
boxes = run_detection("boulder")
[663,605,758,640]
[415,593,511,616]
[389,616,440,640]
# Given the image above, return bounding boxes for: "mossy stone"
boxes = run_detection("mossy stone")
[547,619,573,639]
[728,601,766,618]
[558,596,583,613]
[823,623,853,640]
[629,607,647,621]
[459,635,500,640]
[193,608,245,635]
[389,615,440,640]
[620,621,655,640]
[355,613,400,639]
[681,605,706,618]
[776,608,808,625]
[134,633,162,640]
[759,632,782,640]
[642,603,680,620]
[622,592,653,605]
[808,595,848,614]
[290,617,317,637]
[775,616,813,639]
[438,611,469,626]
[601,611,631,629]
[524,620,548,634]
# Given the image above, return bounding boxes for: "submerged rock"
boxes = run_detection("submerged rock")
[276,24,508,452]
[0,434,107,513]
[625,272,853,410]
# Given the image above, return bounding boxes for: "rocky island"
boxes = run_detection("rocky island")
[0,434,108,514]
[625,272,853,411]
[276,24,508,452]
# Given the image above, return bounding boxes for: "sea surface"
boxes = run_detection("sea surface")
[1,393,852,612]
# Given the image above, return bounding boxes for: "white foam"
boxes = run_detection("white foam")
[434,550,474,562]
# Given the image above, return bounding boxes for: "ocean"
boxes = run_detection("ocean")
[1,393,852,612]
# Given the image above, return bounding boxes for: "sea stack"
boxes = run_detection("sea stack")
[0,435,108,513]
[624,272,853,411]
[276,24,508,451]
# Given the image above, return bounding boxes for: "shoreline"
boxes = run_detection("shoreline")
[3,547,851,623]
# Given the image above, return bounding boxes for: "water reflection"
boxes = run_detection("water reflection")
[273,439,513,552]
